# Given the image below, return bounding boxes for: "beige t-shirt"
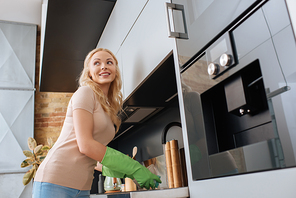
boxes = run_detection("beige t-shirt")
[34,86,115,190]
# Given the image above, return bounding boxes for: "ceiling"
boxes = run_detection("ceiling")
[39,0,116,92]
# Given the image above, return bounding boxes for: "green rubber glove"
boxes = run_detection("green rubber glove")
[102,165,126,178]
[102,165,134,179]
[101,147,162,189]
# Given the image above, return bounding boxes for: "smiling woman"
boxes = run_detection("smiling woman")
[32,48,161,198]
[78,48,122,131]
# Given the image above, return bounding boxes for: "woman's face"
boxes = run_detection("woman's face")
[89,51,117,89]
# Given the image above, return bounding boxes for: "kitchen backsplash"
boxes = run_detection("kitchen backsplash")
[143,147,188,189]
[109,99,182,163]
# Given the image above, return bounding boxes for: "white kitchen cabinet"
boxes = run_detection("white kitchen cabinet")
[97,0,148,54]
[98,0,174,100]
[115,48,125,99]
[121,0,174,99]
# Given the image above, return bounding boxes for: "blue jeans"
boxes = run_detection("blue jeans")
[32,181,90,198]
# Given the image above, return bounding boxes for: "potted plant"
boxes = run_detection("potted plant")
[20,137,54,185]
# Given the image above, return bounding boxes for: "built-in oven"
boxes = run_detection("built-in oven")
[169,0,296,180]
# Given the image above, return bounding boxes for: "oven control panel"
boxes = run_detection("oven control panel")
[206,32,236,78]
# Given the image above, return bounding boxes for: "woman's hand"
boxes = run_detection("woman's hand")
[101,147,162,190]
[95,162,103,172]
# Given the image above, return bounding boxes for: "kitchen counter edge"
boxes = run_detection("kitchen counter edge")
[90,187,189,198]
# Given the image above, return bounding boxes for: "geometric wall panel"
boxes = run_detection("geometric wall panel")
[0,90,34,173]
[0,20,36,198]
[0,173,33,198]
[0,21,36,176]
[0,21,36,89]
[0,129,27,172]
[0,90,33,127]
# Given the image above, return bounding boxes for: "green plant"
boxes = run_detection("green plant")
[20,137,54,185]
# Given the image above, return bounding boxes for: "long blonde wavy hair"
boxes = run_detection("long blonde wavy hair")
[78,48,123,132]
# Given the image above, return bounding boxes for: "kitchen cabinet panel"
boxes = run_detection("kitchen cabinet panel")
[286,0,296,39]
[96,3,121,54]
[116,0,148,44]
[171,0,258,66]
[97,0,148,54]
[115,48,125,99]
[121,0,174,99]
[262,0,290,35]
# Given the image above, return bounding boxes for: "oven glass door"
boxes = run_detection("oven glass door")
[180,0,296,181]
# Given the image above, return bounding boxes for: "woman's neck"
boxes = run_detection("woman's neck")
[99,84,110,97]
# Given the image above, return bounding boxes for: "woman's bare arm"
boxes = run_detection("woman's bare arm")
[73,109,106,162]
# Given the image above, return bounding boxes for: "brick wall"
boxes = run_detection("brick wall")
[34,29,73,145]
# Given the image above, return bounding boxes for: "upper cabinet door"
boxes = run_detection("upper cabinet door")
[97,0,148,54]
[170,0,262,66]
[121,0,174,99]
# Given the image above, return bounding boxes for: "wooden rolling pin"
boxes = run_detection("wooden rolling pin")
[125,147,137,191]
[170,139,182,188]
[125,178,137,191]
[165,141,174,188]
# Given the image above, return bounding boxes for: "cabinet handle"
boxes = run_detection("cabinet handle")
[165,2,188,39]
[266,86,290,99]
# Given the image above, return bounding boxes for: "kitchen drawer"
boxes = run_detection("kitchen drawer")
[130,187,189,198]
[90,192,129,198]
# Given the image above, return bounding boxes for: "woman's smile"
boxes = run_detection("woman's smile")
[89,51,116,89]
[99,72,111,76]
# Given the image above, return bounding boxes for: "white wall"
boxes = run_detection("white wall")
[0,0,43,26]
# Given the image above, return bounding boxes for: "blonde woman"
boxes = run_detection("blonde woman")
[33,48,161,198]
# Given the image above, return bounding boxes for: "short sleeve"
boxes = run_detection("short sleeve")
[72,86,96,114]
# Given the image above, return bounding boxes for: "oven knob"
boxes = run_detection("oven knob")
[220,53,232,66]
[208,63,219,75]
